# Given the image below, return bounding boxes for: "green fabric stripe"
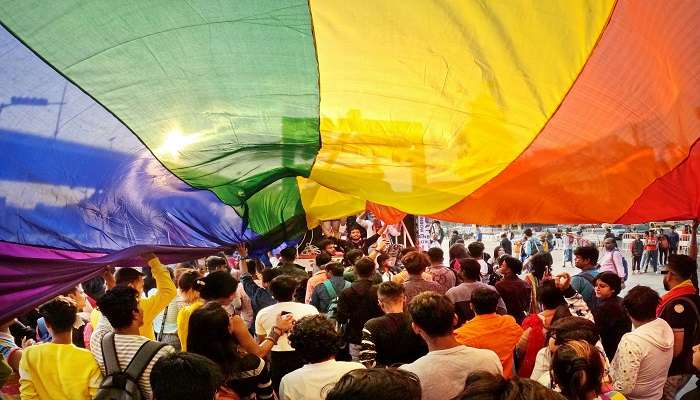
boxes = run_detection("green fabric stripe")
[237,177,306,241]
[0,1,320,225]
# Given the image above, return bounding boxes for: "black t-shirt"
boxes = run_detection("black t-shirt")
[593,296,631,360]
[363,313,428,367]
[659,294,700,376]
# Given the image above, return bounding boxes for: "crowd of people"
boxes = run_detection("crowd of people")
[1,217,699,400]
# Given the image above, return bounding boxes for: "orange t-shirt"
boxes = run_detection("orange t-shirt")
[453,314,524,377]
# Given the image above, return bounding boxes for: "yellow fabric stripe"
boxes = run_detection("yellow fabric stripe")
[297,177,365,228]
[309,0,615,214]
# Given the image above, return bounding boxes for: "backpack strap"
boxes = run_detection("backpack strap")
[123,340,167,381]
[323,280,338,299]
[662,296,700,327]
[157,302,169,342]
[101,332,121,376]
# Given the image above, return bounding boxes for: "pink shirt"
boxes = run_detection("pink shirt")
[599,250,625,277]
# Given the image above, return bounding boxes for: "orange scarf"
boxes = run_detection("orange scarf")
[657,280,697,316]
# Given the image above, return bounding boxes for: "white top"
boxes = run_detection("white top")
[255,302,318,351]
[356,217,375,236]
[477,259,489,276]
[400,345,502,400]
[147,289,181,334]
[279,359,364,400]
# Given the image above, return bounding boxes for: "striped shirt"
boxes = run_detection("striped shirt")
[224,354,273,400]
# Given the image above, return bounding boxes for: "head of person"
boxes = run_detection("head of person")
[408,292,456,339]
[551,340,605,400]
[603,238,616,252]
[427,247,444,264]
[151,352,223,400]
[289,315,340,364]
[593,272,622,300]
[178,269,204,302]
[260,268,280,289]
[115,267,145,293]
[317,239,336,255]
[199,271,238,305]
[467,241,485,259]
[97,286,143,330]
[325,368,421,400]
[622,285,660,326]
[62,286,87,311]
[530,253,552,280]
[493,246,506,260]
[470,287,500,316]
[671,226,676,232]
[458,258,481,282]
[453,230,460,237]
[280,247,298,263]
[187,302,239,375]
[402,251,430,276]
[663,254,698,291]
[538,280,566,311]
[377,281,406,312]
[39,296,77,335]
[354,257,377,279]
[498,256,523,277]
[343,249,364,268]
[573,246,599,270]
[269,275,299,302]
[547,316,599,354]
[449,243,469,266]
[524,228,533,238]
[501,233,507,239]
[325,263,345,279]
[456,371,566,400]
[349,226,363,241]
[376,254,391,271]
[205,256,229,274]
[315,251,333,270]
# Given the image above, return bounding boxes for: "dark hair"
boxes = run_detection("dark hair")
[551,341,604,400]
[115,267,144,286]
[325,262,345,277]
[492,246,504,261]
[538,281,566,310]
[280,247,297,262]
[467,242,485,258]
[343,249,364,267]
[458,258,481,282]
[449,244,469,265]
[316,251,333,267]
[205,256,229,273]
[530,253,551,280]
[376,253,391,267]
[457,371,566,400]
[524,228,533,237]
[317,239,334,252]
[573,246,599,265]
[471,287,500,315]
[593,271,622,295]
[178,270,204,292]
[408,292,455,337]
[187,302,240,375]
[402,251,430,275]
[549,317,599,346]
[151,352,223,400]
[622,286,659,322]
[270,275,298,301]
[377,281,405,302]
[354,257,376,278]
[39,297,77,333]
[667,254,697,281]
[288,315,340,363]
[326,368,421,400]
[97,286,140,329]
[261,268,279,284]
[500,256,523,275]
[199,271,238,301]
[427,247,444,262]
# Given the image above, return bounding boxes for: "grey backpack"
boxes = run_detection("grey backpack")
[94,332,165,400]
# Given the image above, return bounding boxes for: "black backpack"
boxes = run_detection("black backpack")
[95,332,166,400]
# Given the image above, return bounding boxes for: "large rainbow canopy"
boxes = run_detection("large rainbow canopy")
[1,0,699,321]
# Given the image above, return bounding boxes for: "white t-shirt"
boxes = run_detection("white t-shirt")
[255,302,318,351]
[279,359,364,400]
[400,345,502,400]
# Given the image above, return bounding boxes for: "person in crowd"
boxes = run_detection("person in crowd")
[317,239,340,256]
[90,286,175,399]
[669,226,680,255]
[310,263,351,314]
[611,286,673,400]
[592,272,631,360]
[326,368,421,400]
[449,243,469,272]
[450,230,461,248]
[206,255,231,275]
[392,247,432,285]
[454,287,524,377]
[402,251,445,302]
[455,371,566,400]
[340,225,385,255]
[495,256,531,324]
[425,247,456,293]
[188,302,280,400]
[468,241,494,284]
[0,319,24,377]
[344,248,383,284]
[658,234,670,266]
[336,257,384,361]
[489,246,506,267]
[517,281,572,378]
[0,354,11,388]
[150,352,223,400]
[255,275,318,394]
[500,233,513,255]
[237,245,278,333]
[280,315,365,400]
[19,297,102,399]
[563,230,575,268]
[552,340,625,400]
[233,261,255,329]
[523,228,543,259]
[446,258,507,325]
[658,254,700,399]
[604,228,616,240]
[599,238,626,279]
[679,344,700,399]
[275,247,310,301]
[147,267,182,350]
[376,253,395,282]
[36,286,89,347]
[641,231,659,274]
[523,253,552,314]
[399,292,502,400]
[360,282,427,367]
[571,246,600,309]
[306,252,333,303]
[630,234,644,275]
[552,272,595,321]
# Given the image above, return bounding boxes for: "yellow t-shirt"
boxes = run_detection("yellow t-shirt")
[19,343,102,400]
[176,299,204,351]
[139,259,177,339]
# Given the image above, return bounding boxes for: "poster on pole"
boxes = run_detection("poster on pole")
[416,216,432,251]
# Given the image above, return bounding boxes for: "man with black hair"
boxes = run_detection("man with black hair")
[150,352,223,400]
[523,228,543,258]
[612,286,674,400]
[306,251,334,304]
[467,241,491,283]
[500,233,513,255]
[337,257,384,361]
[339,225,386,255]
[360,282,427,367]
[658,254,700,399]
[310,263,351,314]
[275,247,309,281]
[399,293,501,400]
[446,258,507,325]
[571,245,600,309]
[19,297,102,399]
[453,287,523,378]
[403,251,444,302]
[280,315,364,399]
[426,247,456,293]
[205,255,230,274]
[326,368,421,400]
[495,256,531,324]
[91,286,175,399]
